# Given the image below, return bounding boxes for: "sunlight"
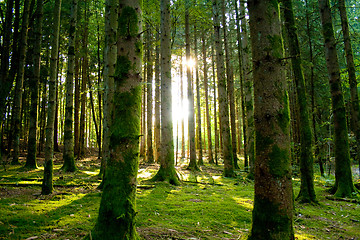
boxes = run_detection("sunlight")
[183,57,196,69]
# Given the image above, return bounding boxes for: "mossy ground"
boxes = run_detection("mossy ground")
[0,150,359,239]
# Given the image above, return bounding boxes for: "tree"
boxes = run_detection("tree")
[212,0,234,177]
[283,0,316,203]
[318,0,356,198]
[151,0,180,185]
[11,0,31,165]
[185,0,199,171]
[62,0,78,172]
[247,0,294,239]
[25,0,43,169]
[146,22,154,164]
[42,0,62,195]
[338,0,360,176]
[91,0,142,238]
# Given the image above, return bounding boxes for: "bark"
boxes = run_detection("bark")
[185,0,198,171]
[202,35,214,164]
[247,0,294,238]
[62,0,78,172]
[221,0,238,169]
[194,24,203,166]
[180,57,186,159]
[151,0,180,185]
[26,0,43,169]
[212,45,219,165]
[91,1,142,238]
[212,0,234,177]
[74,4,81,158]
[145,22,154,163]
[338,0,360,178]
[154,32,161,163]
[0,0,14,135]
[42,0,62,195]
[318,0,356,197]
[79,3,89,158]
[283,0,316,203]
[11,0,31,165]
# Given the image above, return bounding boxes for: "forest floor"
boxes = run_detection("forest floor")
[0,149,360,240]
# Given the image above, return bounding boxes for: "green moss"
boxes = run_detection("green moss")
[255,131,273,153]
[118,6,138,38]
[110,87,141,149]
[135,41,142,56]
[268,145,290,178]
[249,196,293,240]
[276,91,290,134]
[266,34,283,59]
[115,55,132,83]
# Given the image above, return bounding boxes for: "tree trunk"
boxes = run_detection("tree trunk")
[11,0,31,165]
[154,32,161,163]
[247,0,294,238]
[318,0,356,198]
[221,0,238,169]
[74,6,81,159]
[338,0,360,178]
[194,23,203,166]
[91,1,142,238]
[62,0,78,172]
[26,0,43,169]
[180,56,185,159]
[283,0,316,203]
[212,45,219,165]
[185,0,198,171]
[146,22,154,163]
[202,35,214,164]
[212,0,234,177]
[42,0,62,195]
[151,0,180,185]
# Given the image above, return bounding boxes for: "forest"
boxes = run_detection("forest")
[0,0,360,239]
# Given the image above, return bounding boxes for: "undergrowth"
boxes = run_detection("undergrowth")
[0,155,359,240]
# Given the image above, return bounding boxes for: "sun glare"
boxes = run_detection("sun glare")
[184,58,196,69]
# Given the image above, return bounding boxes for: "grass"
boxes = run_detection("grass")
[0,154,359,240]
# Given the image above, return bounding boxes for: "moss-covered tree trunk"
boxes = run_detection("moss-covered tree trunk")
[338,0,360,177]
[283,0,316,203]
[25,0,43,169]
[247,0,294,239]
[180,58,186,160]
[185,0,199,171]
[42,0,62,195]
[202,35,214,164]
[212,0,234,177]
[62,0,78,172]
[11,0,31,165]
[318,0,356,198]
[145,22,154,164]
[91,0,142,239]
[151,0,180,185]
[212,45,219,165]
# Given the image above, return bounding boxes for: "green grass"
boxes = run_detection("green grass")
[0,156,359,239]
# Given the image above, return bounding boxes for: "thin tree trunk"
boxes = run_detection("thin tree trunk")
[221,0,238,169]
[11,0,31,165]
[151,0,180,185]
[25,0,43,169]
[202,35,214,164]
[154,31,161,163]
[62,0,78,172]
[212,45,219,165]
[180,56,185,159]
[186,0,199,171]
[212,0,234,177]
[283,0,316,203]
[194,23,203,166]
[42,0,62,195]
[146,22,154,163]
[338,0,360,177]
[318,0,356,197]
